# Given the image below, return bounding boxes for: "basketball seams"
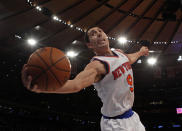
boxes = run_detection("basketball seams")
[49,48,70,84]
[50,48,70,72]
[35,51,64,87]
[54,68,70,72]
[27,64,46,85]
[27,64,44,70]
[27,64,49,90]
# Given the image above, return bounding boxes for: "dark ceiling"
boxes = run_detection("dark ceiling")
[1,0,182,54]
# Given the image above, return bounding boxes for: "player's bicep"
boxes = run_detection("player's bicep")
[74,61,106,89]
[75,68,98,88]
[87,60,107,82]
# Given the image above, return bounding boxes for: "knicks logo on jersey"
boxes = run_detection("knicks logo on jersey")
[112,62,131,80]
[112,62,134,92]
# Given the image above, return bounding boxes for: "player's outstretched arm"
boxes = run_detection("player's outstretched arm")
[22,60,106,94]
[53,60,106,93]
[126,46,149,64]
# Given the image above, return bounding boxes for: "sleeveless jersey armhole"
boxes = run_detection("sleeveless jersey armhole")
[91,58,110,81]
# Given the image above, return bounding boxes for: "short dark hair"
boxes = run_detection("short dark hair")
[84,29,90,43]
[84,26,98,43]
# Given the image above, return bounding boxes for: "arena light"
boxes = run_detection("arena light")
[35,6,42,11]
[118,37,127,44]
[34,25,40,30]
[52,15,59,21]
[177,56,182,61]
[158,125,163,128]
[137,59,142,64]
[66,51,78,58]
[15,34,22,39]
[149,50,155,53]
[72,40,77,44]
[27,38,37,46]
[147,57,157,65]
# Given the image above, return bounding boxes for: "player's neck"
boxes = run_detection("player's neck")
[95,49,114,56]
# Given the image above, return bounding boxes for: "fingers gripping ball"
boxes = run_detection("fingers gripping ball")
[26,47,71,91]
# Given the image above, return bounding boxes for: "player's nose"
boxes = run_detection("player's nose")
[98,33,101,38]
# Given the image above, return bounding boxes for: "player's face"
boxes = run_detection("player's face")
[87,27,109,50]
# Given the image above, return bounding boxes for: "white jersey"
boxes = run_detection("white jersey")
[92,49,134,117]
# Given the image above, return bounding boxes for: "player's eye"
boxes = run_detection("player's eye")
[90,33,94,36]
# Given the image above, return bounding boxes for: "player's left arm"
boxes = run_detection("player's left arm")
[126,46,149,64]
[116,47,149,65]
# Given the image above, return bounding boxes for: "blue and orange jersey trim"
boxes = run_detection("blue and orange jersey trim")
[91,57,110,74]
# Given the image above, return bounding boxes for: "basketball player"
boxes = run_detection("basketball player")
[22,27,149,131]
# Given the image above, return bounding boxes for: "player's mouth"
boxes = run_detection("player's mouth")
[97,39,107,47]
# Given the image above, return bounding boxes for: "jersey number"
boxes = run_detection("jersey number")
[126,74,134,92]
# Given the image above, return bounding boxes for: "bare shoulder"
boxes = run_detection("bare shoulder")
[85,60,107,75]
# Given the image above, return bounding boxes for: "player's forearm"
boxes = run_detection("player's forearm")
[31,79,79,94]
[49,69,97,94]
[48,80,81,94]
[127,51,142,65]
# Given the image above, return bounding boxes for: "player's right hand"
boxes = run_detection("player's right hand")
[139,46,149,56]
[21,64,37,91]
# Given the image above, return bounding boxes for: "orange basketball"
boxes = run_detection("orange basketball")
[26,47,71,91]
